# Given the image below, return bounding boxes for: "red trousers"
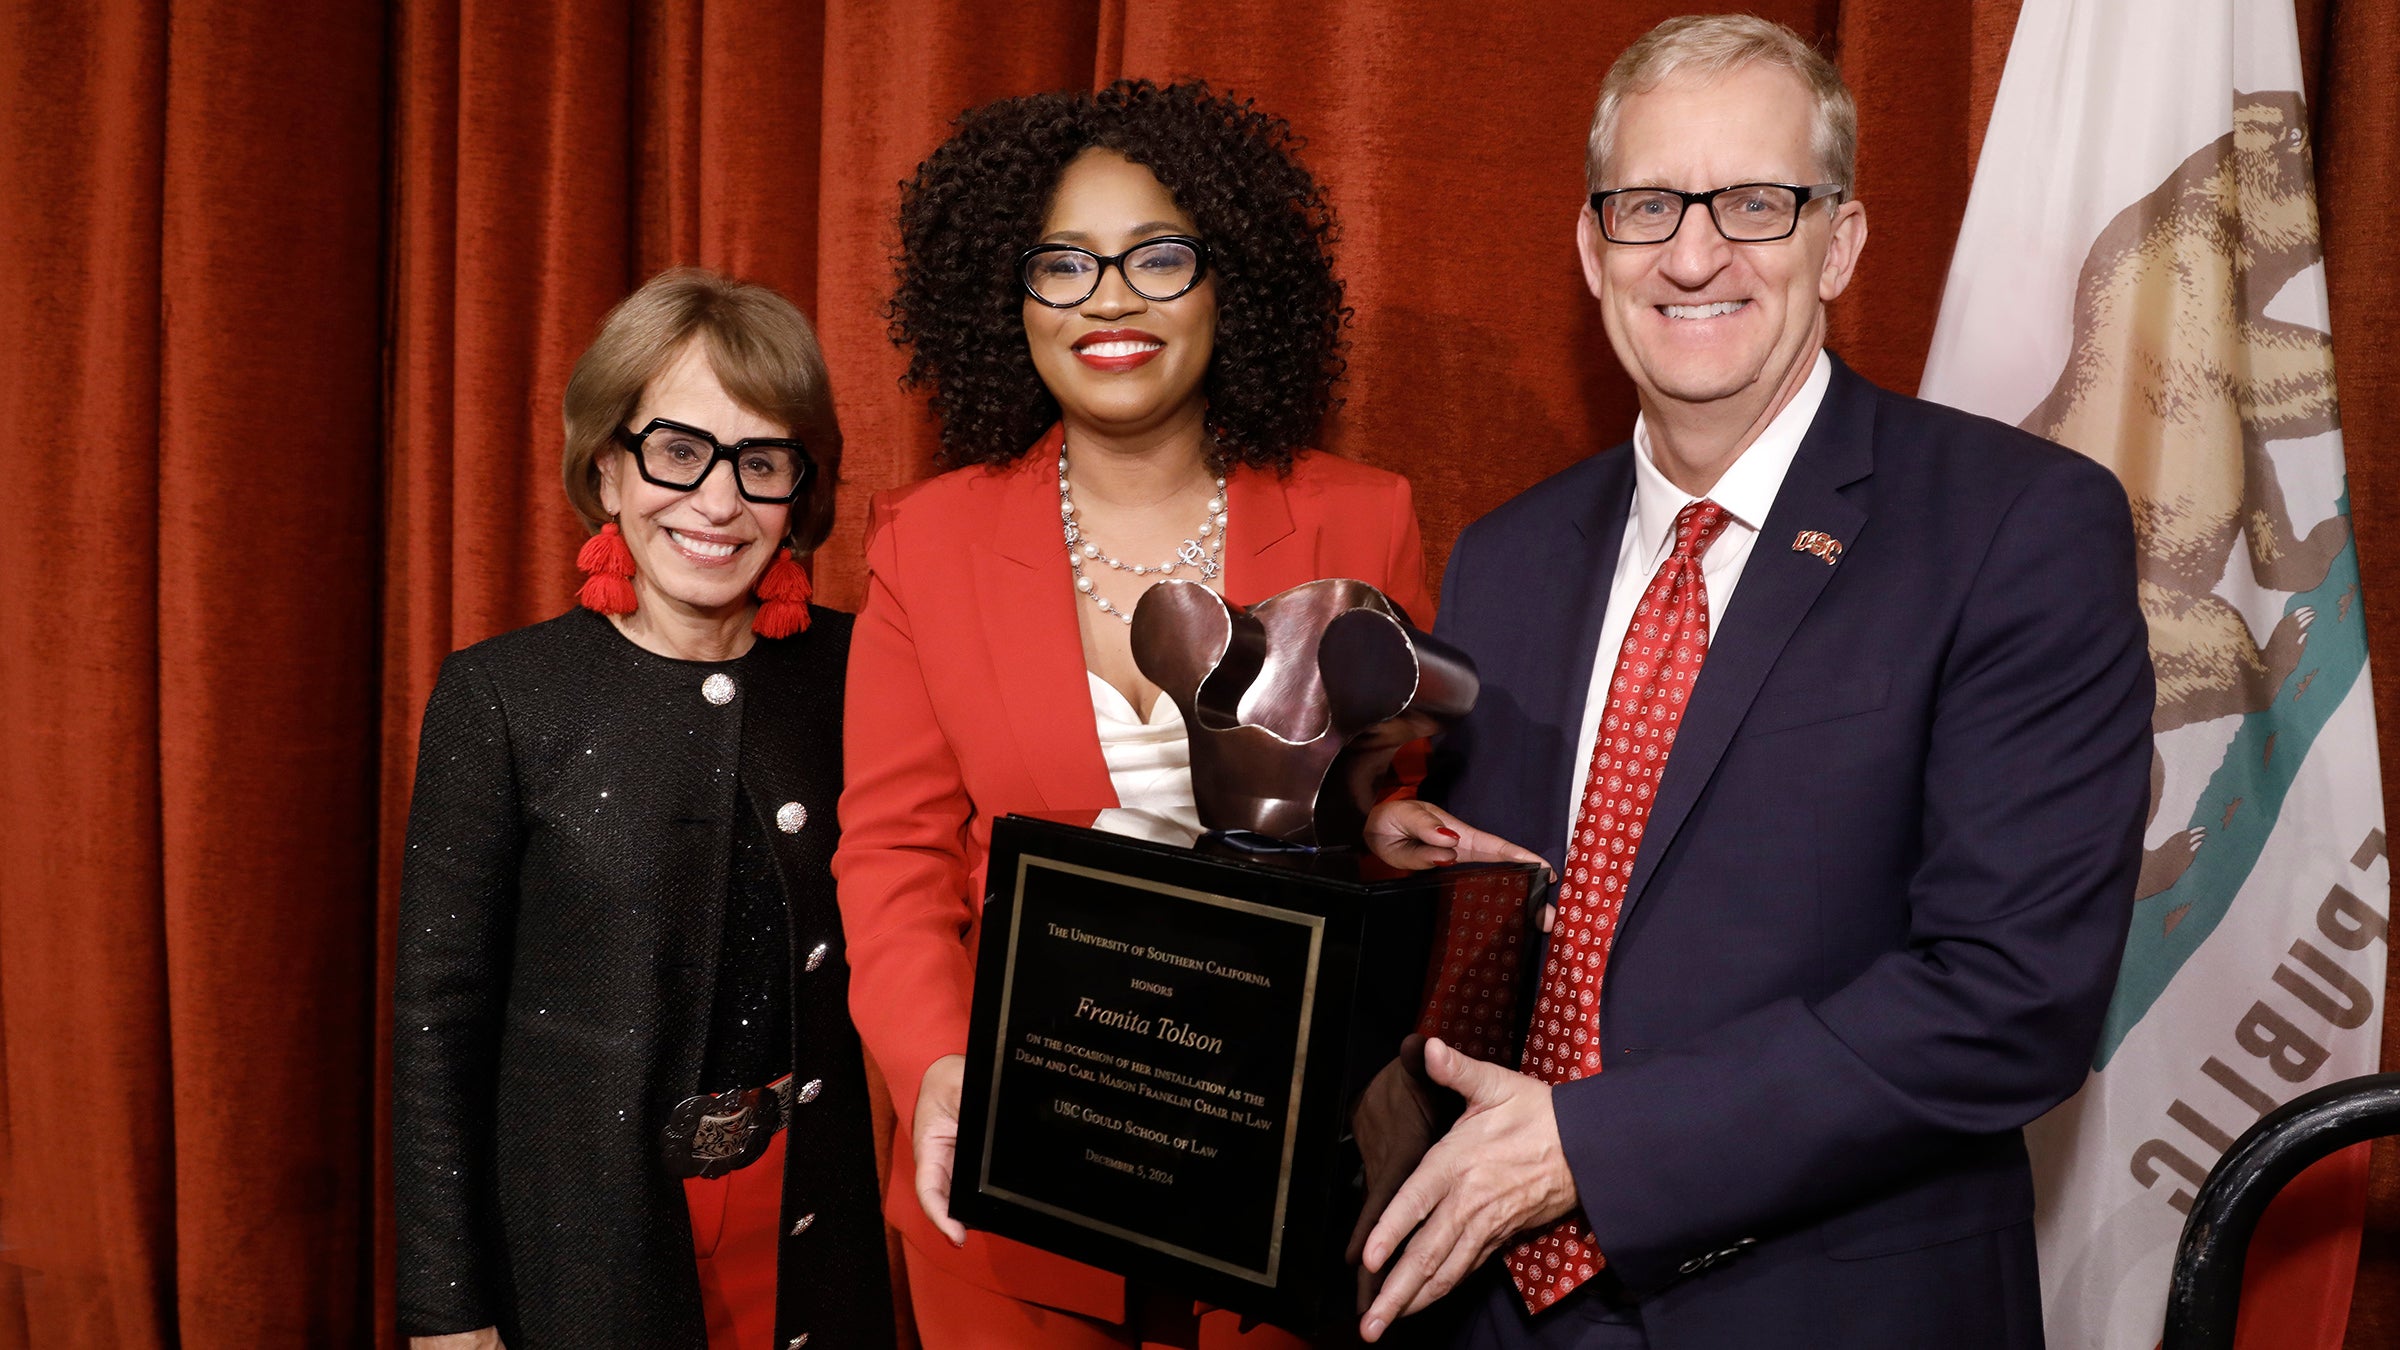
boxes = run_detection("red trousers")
[902,1237,1313,1350]
[683,1128,787,1350]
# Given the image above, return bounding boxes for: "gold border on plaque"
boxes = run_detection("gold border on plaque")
[976,852,1326,1286]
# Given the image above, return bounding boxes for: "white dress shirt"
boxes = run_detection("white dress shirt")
[1563,350,1832,848]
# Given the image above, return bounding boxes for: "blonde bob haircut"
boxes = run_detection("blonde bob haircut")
[561,268,841,554]
[1586,14,1858,194]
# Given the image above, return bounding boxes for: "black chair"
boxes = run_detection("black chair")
[2163,1072,2400,1350]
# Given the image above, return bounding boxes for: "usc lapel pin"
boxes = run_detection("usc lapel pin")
[1791,530,1844,566]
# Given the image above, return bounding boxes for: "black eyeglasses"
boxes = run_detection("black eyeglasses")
[1588,182,1846,244]
[611,418,815,504]
[1017,235,1210,308]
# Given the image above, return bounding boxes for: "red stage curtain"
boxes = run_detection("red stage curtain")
[0,3,385,1347]
[2,3,2396,1348]
[2309,0,2400,1339]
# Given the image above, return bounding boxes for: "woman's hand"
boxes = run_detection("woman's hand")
[1348,1035,1440,1313]
[411,1331,504,1350]
[1364,800,1550,877]
[913,1054,970,1245]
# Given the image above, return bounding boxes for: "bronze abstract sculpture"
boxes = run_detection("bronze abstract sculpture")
[1130,578,1480,847]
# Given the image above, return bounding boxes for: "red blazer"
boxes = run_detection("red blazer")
[834,424,1429,1320]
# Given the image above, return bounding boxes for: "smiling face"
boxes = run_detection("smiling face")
[597,337,794,625]
[1023,148,1219,441]
[1579,61,1866,422]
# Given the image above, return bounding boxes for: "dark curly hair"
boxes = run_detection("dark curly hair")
[888,79,1348,470]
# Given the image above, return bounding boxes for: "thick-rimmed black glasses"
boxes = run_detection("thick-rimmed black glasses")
[611,418,814,504]
[1017,235,1210,308]
[1589,182,1846,244]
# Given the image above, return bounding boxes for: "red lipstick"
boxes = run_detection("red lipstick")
[1072,328,1165,373]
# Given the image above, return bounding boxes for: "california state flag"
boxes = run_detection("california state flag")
[1919,0,2388,1345]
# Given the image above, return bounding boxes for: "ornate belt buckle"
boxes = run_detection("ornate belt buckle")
[663,1087,759,1179]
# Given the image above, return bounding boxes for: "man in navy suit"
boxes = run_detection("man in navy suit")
[1355,14,2152,1349]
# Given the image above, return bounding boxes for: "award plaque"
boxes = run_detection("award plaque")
[950,580,1542,1329]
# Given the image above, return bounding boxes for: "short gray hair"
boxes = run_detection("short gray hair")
[1586,14,1857,193]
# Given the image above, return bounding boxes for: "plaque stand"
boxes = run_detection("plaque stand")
[952,815,1539,1330]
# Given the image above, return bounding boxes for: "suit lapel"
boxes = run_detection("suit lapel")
[1528,452,1638,868]
[1223,460,1303,601]
[1622,360,1876,917]
[973,426,1117,815]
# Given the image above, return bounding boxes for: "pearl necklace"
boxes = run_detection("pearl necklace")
[1059,445,1227,626]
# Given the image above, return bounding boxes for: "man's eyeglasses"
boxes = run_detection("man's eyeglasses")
[1017,236,1210,308]
[1588,182,1846,245]
[611,419,814,504]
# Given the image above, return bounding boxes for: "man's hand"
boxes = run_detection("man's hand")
[1364,800,1551,876]
[1356,1038,1578,1342]
[913,1053,969,1245]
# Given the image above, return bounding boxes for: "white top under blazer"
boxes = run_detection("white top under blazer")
[1085,672,1203,846]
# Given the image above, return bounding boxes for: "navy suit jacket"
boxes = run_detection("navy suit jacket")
[1424,357,2152,1346]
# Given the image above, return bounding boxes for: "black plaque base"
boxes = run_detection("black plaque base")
[952,814,1540,1331]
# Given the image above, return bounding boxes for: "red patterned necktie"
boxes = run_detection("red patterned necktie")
[1506,497,1732,1313]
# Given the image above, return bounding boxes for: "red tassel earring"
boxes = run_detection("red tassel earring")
[577,522,638,616]
[751,547,813,638]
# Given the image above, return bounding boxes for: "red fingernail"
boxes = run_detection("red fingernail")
[1435,827,1459,840]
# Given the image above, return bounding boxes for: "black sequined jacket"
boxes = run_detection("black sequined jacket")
[394,606,892,1349]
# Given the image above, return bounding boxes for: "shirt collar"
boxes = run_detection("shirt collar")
[1626,349,1832,563]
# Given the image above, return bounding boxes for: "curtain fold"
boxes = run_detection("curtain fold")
[1822,0,1987,392]
[156,3,387,1342]
[2,3,2395,1347]
[0,5,171,1348]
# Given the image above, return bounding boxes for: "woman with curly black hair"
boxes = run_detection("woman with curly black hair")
[835,79,1430,1346]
